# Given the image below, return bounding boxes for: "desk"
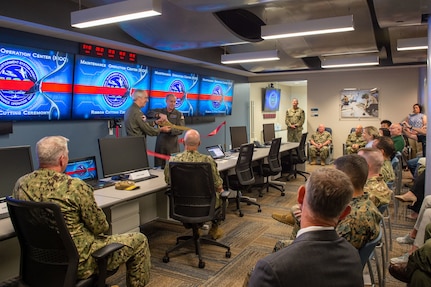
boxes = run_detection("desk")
[215,142,298,171]
[0,142,299,281]
[0,142,299,240]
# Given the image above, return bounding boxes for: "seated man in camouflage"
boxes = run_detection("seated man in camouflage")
[13,136,151,287]
[164,129,225,240]
[373,136,396,183]
[309,124,332,166]
[358,147,392,208]
[273,154,382,251]
[346,125,366,154]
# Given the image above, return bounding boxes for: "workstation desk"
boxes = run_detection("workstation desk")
[0,141,298,240]
[0,141,299,281]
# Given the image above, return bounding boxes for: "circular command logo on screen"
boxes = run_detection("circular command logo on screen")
[169,80,185,108]
[211,84,224,109]
[75,164,88,176]
[103,72,129,107]
[268,90,279,110]
[0,59,37,107]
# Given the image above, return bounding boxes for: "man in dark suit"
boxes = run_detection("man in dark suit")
[248,168,363,287]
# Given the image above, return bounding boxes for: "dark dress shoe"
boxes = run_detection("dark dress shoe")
[389,262,410,283]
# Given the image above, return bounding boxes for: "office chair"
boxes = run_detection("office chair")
[359,228,384,287]
[257,137,285,197]
[288,133,310,181]
[163,162,231,268]
[6,196,124,287]
[227,143,262,217]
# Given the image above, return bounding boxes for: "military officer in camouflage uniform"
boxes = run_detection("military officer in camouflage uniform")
[124,89,171,138]
[12,136,151,287]
[164,129,224,240]
[285,98,305,142]
[358,148,392,207]
[273,155,382,251]
[346,125,366,154]
[148,94,185,167]
[309,124,332,165]
[373,136,396,183]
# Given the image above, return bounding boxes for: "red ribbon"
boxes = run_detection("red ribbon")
[207,121,226,137]
[147,150,171,160]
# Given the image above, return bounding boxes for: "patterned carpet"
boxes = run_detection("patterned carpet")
[107,164,415,287]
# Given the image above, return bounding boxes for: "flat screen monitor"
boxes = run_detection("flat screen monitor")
[263,123,276,144]
[230,126,248,151]
[0,42,74,121]
[0,145,34,199]
[72,55,150,119]
[98,136,150,178]
[149,68,199,116]
[262,88,281,112]
[198,76,233,116]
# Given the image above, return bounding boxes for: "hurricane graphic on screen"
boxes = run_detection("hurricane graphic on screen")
[0,60,37,107]
[0,43,73,121]
[149,68,199,116]
[103,72,129,108]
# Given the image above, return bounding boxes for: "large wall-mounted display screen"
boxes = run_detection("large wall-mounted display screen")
[0,43,73,121]
[198,76,233,116]
[72,55,150,119]
[149,68,199,116]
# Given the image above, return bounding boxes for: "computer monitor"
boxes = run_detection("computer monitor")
[98,136,150,179]
[263,123,276,144]
[230,126,248,151]
[0,145,34,199]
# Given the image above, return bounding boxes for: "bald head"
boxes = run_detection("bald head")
[184,129,200,149]
[318,124,325,133]
[355,125,363,135]
[389,123,402,136]
[358,148,384,175]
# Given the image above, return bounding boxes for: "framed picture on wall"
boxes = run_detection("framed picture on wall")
[339,88,379,118]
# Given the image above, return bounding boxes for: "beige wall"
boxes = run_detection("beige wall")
[249,83,308,144]
[250,66,421,158]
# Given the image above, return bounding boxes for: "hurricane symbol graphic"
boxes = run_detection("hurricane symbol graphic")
[211,85,223,109]
[76,164,88,176]
[268,91,279,109]
[0,59,37,107]
[169,80,185,108]
[103,72,129,107]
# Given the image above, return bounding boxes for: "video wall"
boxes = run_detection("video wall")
[0,42,234,121]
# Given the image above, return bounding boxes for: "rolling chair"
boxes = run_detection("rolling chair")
[6,196,124,287]
[227,143,262,217]
[163,162,231,268]
[257,137,285,197]
[308,127,333,164]
[288,132,310,181]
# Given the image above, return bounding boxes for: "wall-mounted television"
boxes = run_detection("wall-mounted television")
[0,43,73,121]
[198,76,233,116]
[149,68,199,116]
[72,55,150,119]
[262,88,281,112]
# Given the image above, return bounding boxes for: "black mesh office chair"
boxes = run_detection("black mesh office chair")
[163,162,231,269]
[257,137,285,197]
[290,133,310,181]
[6,196,124,287]
[227,143,262,217]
